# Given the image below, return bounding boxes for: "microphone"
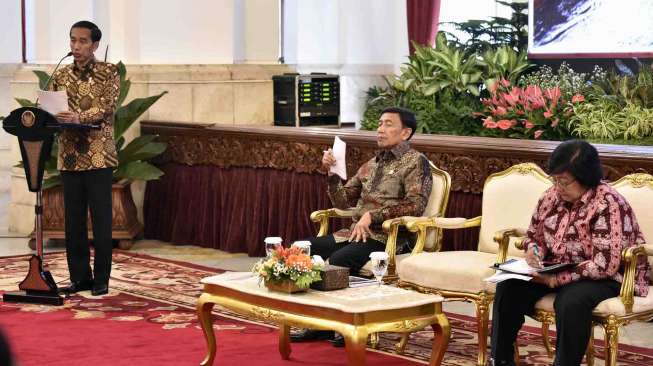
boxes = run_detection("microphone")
[42,51,73,91]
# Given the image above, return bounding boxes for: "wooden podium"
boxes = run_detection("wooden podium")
[2,106,63,305]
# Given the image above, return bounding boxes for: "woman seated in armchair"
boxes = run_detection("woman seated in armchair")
[490,139,651,366]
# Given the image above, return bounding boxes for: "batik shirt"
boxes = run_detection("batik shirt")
[51,58,120,171]
[327,141,433,244]
[524,183,650,296]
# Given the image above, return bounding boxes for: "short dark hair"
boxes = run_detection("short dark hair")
[548,139,603,188]
[380,106,417,139]
[71,20,102,43]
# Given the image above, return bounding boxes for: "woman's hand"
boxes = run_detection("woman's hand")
[532,272,558,288]
[526,245,543,269]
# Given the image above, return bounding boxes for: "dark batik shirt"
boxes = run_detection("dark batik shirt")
[524,183,650,296]
[327,141,433,244]
[51,58,120,171]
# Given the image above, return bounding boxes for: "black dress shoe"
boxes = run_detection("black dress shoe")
[289,329,334,342]
[330,333,345,347]
[91,284,109,296]
[60,280,93,294]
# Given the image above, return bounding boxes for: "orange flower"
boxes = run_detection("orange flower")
[571,94,585,103]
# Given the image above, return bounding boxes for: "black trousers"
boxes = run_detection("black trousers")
[491,279,621,366]
[61,168,113,285]
[306,235,386,275]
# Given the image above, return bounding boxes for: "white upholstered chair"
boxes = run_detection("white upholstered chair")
[397,163,552,366]
[309,161,451,281]
[525,173,653,366]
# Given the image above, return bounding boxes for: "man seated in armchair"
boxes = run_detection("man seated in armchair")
[290,107,433,346]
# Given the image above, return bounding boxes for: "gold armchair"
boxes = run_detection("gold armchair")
[520,173,653,366]
[397,163,552,366]
[309,161,451,281]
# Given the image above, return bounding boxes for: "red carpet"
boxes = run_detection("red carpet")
[1,251,653,365]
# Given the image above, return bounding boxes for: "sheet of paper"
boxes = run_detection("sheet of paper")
[37,90,68,115]
[498,258,537,275]
[484,270,532,283]
[329,136,347,180]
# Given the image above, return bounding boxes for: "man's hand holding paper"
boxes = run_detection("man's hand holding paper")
[328,136,347,180]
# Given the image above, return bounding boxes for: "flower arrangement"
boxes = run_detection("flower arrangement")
[252,246,324,290]
[477,79,585,140]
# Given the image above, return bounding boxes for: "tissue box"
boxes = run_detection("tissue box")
[310,265,350,291]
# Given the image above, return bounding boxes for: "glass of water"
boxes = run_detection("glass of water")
[292,241,312,256]
[369,251,389,287]
[264,237,282,257]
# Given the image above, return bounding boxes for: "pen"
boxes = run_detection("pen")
[532,244,543,268]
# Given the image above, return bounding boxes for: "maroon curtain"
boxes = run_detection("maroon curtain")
[144,164,348,257]
[406,0,442,54]
[143,163,481,257]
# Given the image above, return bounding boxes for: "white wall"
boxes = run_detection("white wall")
[25,0,94,63]
[284,0,408,124]
[0,0,22,63]
[20,0,277,64]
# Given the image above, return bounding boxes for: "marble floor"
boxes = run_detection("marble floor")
[2,235,653,350]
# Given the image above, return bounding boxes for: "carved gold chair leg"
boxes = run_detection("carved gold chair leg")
[513,342,520,366]
[602,316,620,366]
[541,320,555,358]
[395,332,409,354]
[585,326,595,366]
[370,332,380,349]
[475,294,492,366]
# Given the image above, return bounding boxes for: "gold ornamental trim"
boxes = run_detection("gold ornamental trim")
[21,110,35,128]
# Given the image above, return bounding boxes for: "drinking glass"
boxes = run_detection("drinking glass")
[369,251,389,287]
[292,241,311,256]
[264,237,282,257]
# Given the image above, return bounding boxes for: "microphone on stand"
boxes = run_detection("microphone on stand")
[42,51,73,91]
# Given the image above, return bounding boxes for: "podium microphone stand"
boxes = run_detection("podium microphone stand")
[2,106,63,305]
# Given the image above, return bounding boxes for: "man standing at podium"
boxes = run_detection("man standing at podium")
[52,21,120,296]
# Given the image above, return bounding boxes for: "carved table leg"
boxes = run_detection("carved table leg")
[278,324,291,360]
[344,327,368,366]
[197,293,216,366]
[430,310,451,366]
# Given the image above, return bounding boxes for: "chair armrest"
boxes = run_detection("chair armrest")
[310,208,354,237]
[492,228,527,264]
[403,216,481,254]
[619,244,651,314]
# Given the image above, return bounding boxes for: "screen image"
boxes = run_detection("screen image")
[529,0,653,58]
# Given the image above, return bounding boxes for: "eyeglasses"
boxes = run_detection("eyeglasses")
[549,176,576,188]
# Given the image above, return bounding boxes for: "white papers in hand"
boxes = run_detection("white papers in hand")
[484,271,532,283]
[37,90,68,115]
[329,136,347,180]
[497,259,537,275]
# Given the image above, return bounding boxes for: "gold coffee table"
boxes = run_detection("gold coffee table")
[197,273,450,366]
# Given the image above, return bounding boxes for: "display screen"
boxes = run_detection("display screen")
[528,0,653,58]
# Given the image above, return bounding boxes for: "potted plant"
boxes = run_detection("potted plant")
[252,246,324,293]
[12,62,167,249]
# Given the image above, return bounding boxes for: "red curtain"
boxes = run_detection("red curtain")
[406,0,442,54]
[143,163,481,256]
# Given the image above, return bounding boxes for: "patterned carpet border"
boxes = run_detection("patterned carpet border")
[2,251,653,365]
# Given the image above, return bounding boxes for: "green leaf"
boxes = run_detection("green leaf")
[116,61,131,108]
[118,135,167,163]
[113,161,164,181]
[33,70,51,90]
[42,175,62,190]
[15,98,36,107]
[114,91,167,141]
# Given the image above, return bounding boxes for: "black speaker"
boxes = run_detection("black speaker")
[273,73,340,127]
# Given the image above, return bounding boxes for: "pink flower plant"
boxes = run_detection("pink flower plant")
[477,79,584,140]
